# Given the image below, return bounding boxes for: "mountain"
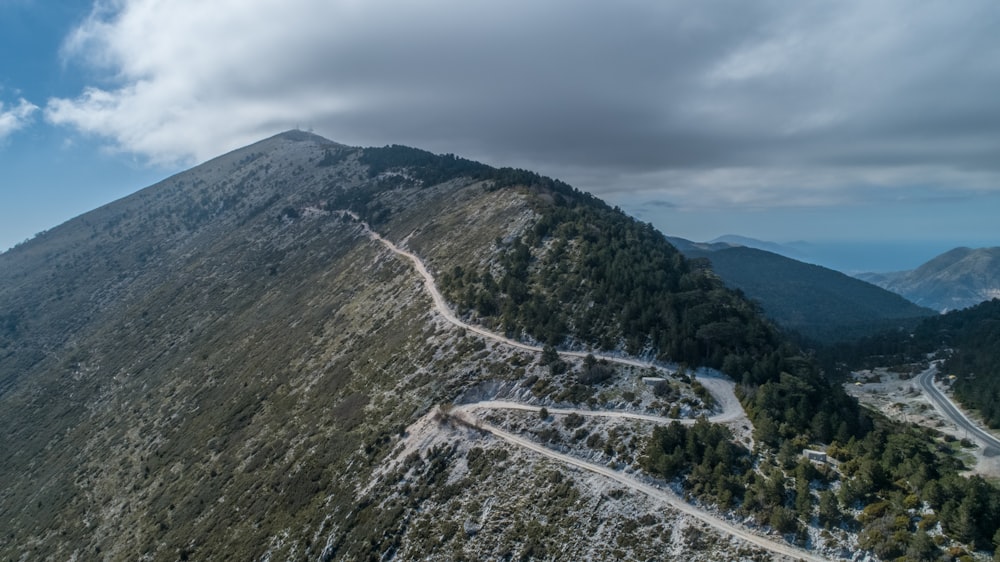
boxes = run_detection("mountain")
[1,132,990,560]
[708,234,807,260]
[858,247,1000,312]
[663,235,732,254]
[678,245,935,343]
[0,131,790,560]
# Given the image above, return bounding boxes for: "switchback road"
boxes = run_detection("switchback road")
[342,212,833,560]
[341,210,748,425]
[452,409,829,562]
[458,400,738,426]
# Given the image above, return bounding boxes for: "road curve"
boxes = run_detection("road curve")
[453,410,829,561]
[917,364,1000,456]
[340,211,748,424]
[343,213,826,560]
[458,400,730,426]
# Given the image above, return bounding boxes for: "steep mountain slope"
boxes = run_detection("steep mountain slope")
[858,247,1000,312]
[2,132,991,560]
[0,132,546,560]
[679,246,935,343]
[0,133,703,559]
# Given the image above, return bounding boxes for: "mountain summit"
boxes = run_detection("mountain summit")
[5,131,983,560]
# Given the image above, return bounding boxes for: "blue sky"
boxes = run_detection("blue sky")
[1,0,173,248]
[2,0,999,272]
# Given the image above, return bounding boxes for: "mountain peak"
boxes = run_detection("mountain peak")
[272,129,337,144]
[861,246,1000,311]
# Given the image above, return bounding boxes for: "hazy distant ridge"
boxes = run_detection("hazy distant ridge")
[858,247,1000,312]
[670,238,935,343]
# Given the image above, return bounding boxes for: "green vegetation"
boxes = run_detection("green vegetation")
[644,419,750,508]
[419,167,871,449]
[357,143,874,452]
[643,414,1000,557]
[825,298,1000,427]
[325,143,1000,558]
[935,300,1000,427]
[686,246,935,344]
[835,422,1000,556]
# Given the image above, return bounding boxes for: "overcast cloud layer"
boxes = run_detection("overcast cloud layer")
[42,0,1000,210]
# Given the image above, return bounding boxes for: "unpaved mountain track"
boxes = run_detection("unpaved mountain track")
[451,411,829,562]
[458,400,732,425]
[342,211,746,423]
[343,211,830,561]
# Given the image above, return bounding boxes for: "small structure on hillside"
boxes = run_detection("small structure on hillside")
[803,449,828,464]
[641,377,666,386]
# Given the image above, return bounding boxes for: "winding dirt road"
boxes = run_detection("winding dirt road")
[458,400,732,426]
[344,212,830,561]
[342,211,745,423]
[451,410,828,561]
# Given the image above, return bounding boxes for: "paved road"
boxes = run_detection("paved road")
[917,364,1000,457]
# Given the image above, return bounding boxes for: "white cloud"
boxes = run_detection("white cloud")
[0,98,38,140]
[47,0,364,164]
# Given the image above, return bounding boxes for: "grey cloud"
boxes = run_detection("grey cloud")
[46,0,1000,209]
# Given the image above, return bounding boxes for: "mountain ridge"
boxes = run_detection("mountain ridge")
[675,243,935,343]
[708,234,807,259]
[858,246,1000,311]
[1,131,990,560]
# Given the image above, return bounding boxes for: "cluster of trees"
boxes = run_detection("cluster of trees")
[359,145,494,187]
[442,180,776,363]
[643,419,750,507]
[832,423,1000,558]
[645,415,1000,557]
[578,353,615,385]
[938,301,1000,427]
[391,156,874,448]
[644,419,841,537]
[738,350,870,447]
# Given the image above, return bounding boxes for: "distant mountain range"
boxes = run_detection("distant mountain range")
[707,234,809,260]
[683,235,981,274]
[858,247,1000,312]
[670,237,936,343]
